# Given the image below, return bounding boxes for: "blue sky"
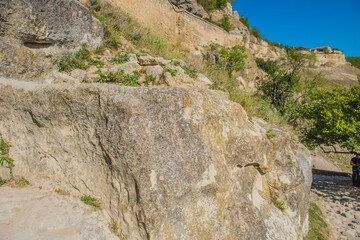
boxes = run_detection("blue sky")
[232,0,360,57]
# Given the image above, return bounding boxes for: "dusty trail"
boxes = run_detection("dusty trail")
[0,186,118,240]
[312,174,360,240]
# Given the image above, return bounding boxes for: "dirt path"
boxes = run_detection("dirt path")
[312,174,360,240]
[0,186,118,240]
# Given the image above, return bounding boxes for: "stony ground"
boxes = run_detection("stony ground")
[0,185,118,240]
[312,174,360,240]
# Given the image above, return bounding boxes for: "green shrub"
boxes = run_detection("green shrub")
[164,68,177,76]
[323,47,330,54]
[266,129,276,139]
[145,75,156,86]
[80,195,102,210]
[197,0,233,12]
[97,70,141,86]
[58,43,93,72]
[239,16,250,30]
[16,176,29,186]
[181,65,197,78]
[219,16,233,32]
[89,0,101,11]
[250,27,263,40]
[0,177,6,187]
[218,46,247,77]
[0,156,14,174]
[0,137,10,155]
[111,53,129,64]
[104,36,121,49]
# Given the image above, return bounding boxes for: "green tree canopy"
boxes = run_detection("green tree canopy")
[300,87,360,151]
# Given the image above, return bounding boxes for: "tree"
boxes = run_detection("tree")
[256,47,316,116]
[250,27,263,40]
[219,16,233,32]
[239,16,250,30]
[218,46,247,77]
[299,86,360,151]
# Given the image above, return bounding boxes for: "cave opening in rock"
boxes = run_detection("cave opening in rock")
[23,40,55,49]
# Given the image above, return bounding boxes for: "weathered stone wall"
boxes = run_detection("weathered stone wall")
[314,52,347,66]
[0,0,103,80]
[107,0,247,51]
[0,79,312,239]
[247,36,286,61]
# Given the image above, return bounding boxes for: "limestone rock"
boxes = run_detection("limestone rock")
[197,73,212,85]
[154,57,171,66]
[0,79,312,239]
[171,59,187,68]
[145,65,164,78]
[101,68,111,75]
[70,69,87,82]
[128,53,138,62]
[138,56,157,66]
[138,56,170,66]
[85,73,100,83]
[43,70,81,84]
[113,62,141,74]
[162,72,177,86]
[0,0,103,80]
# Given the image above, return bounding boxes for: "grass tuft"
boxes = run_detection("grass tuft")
[305,202,330,240]
[80,195,103,210]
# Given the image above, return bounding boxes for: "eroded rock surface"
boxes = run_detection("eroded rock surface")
[0,79,312,239]
[0,0,103,80]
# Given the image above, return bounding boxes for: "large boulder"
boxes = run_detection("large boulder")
[0,79,312,239]
[0,0,103,80]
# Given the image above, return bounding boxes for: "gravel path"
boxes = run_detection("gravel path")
[0,186,118,240]
[312,174,360,240]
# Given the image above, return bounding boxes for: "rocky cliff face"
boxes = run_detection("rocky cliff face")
[0,0,103,80]
[0,79,312,239]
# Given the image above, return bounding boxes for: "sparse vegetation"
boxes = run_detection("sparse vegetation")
[109,217,119,235]
[239,16,250,30]
[266,129,276,139]
[80,195,103,210]
[0,157,14,175]
[323,47,330,54]
[250,27,263,40]
[15,176,29,186]
[97,70,141,86]
[197,0,233,13]
[0,134,14,175]
[0,177,6,186]
[55,189,71,196]
[219,15,233,32]
[58,43,104,72]
[111,52,129,64]
[305,202,330,240]
[144,75,156,86]
[272,196,286,211]
[181,65,198,78]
